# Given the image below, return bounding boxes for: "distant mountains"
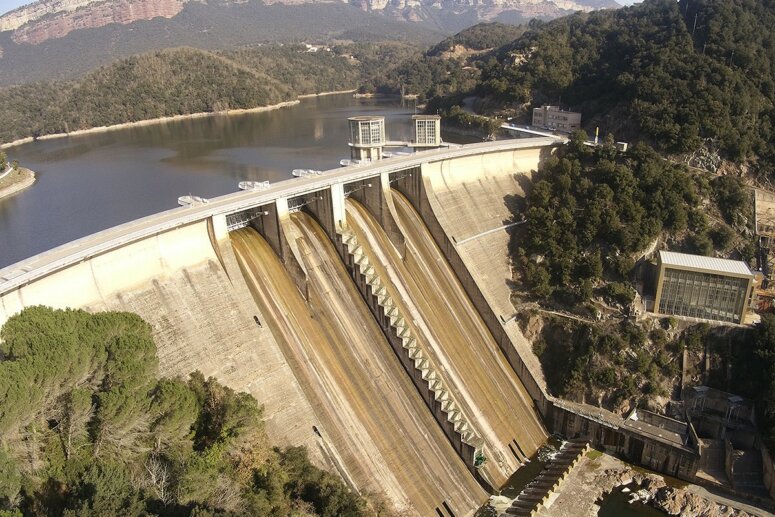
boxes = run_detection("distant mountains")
[0,0,619,86]
[1,0,619,44]
[0,2,436,86]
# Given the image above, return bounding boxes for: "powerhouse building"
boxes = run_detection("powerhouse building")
[654,251,754,324]
[531,105,582,132]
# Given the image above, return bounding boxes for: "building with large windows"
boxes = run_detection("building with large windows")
[653,251,755,324]
[413,115,441,147]
[348,116,386,162]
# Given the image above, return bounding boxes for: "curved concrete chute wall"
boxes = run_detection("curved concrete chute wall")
[422,147,546,191]
[0,221,217,326]
[345,198,546,488]
[391,146,553,416]
[343,174,405,255]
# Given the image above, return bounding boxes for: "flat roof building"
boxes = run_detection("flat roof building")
[532,105,581,133]
[654,251,755,324]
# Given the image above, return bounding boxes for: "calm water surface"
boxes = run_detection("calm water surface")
[1,95,466,268]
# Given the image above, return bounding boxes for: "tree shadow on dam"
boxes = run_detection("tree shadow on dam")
[504,171,533,257]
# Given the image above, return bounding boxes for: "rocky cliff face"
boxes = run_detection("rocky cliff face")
[5,0,188,44]
[0,0,94,32]
[0,0,618,45]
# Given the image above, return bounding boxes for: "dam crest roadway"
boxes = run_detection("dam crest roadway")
[1,135,682,516]
[0,137,557,295]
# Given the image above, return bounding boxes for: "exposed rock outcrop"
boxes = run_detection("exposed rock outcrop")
[651,487,752,517]
[8,0,187,44]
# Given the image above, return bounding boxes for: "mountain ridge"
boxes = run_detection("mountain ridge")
[1,0,620,45]
[0,2,439,86]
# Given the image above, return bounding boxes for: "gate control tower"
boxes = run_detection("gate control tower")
[348,116,385,162]
[412,115,441,147]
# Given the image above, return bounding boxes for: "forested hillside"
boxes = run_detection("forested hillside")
[426,22,527,56]
[513,134,751,306]
[0,307,366,516]
[510,135,757,416]
[372,0,775,176]
[0,44,377,143]
[476,0,775,174]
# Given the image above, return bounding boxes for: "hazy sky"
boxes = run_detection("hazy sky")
[0,0,640,17]
[0,0,33,16]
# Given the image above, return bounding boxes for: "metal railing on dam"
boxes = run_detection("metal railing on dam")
[0,137,557,297]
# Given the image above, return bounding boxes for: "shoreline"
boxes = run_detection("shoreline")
[297,88,356,99]
[0,168,36,200]
[441,124,491,139]
[0,89,356,151]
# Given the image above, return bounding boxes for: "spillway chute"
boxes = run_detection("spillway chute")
[343,193,548,488]
[230,216,487,515]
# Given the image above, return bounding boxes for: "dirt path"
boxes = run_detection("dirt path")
[0,167,35,200]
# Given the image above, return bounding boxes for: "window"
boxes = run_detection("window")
[370,121,382,144]
[659,267,749,323]
[360,124,370,144]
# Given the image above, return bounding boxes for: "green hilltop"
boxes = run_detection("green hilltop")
[0,307,367,516]
[0,42,414,143]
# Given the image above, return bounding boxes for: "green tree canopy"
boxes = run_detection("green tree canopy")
[0,307,366,516]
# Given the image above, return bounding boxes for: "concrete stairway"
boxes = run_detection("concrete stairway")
[731,449,769,497]
[338,224,484,458]
[500,440,590,517]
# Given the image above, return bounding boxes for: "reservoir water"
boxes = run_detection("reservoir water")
[0,95,461,268]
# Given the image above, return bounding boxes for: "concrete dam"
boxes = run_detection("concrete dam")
[0,138,582,515]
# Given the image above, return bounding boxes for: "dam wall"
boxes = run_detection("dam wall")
[0,136,707,511]
[0,221,215,321]
[390,150,553,417]
[401,145,702,483]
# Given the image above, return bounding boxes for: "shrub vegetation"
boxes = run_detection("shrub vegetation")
[0,307,365,516]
